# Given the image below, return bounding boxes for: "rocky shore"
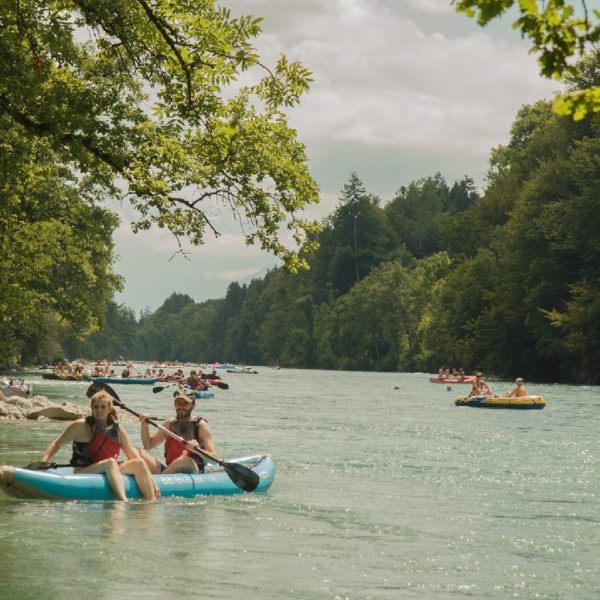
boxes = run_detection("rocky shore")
[0,392,142,422]
[0,393,89,421]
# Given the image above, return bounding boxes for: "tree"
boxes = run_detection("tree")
[0,0,319,270]
[385,173,450,259]
[308,173,392,298]
[0,123,120,366]
[454,0,600,120]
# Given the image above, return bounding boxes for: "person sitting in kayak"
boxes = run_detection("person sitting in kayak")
[181,369,208,391]
[40,390,158,502]
[470,372,493,397]
[503,377,528,397]
[138,391,217,474]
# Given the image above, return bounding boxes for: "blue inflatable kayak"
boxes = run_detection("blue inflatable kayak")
[83,376,160,385]
[192,389,214,399]
[0,455,275,500]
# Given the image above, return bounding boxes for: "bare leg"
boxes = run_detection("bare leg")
[137,447,163,474]
[119,458,159,500]
[162,455,200,474]
[78,458,127,501]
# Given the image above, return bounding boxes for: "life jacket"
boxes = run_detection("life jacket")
[164,417,206,468]
[71,417,121,467]
[185,376,200,390]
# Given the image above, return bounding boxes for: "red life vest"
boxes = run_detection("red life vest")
[164,417,204,466]
[71,419,121,466]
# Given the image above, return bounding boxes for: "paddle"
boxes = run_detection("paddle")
[86,381,259,492]
[210,380,229,390]
[153,380,228,393]
[25,461,72,470]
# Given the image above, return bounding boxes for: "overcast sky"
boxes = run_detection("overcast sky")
[113,0,560,315]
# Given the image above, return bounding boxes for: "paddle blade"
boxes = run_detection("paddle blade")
[223,461,260,492]
[26,461,60,470]
[216,382,229,390]
[152,386,166,393]
[86,381,120,402]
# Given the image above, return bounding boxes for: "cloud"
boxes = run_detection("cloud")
[204,268,263,281]
[114,218,269,259]
[113,1,561,312]
[404,0,452,15]
[229,1,558,167]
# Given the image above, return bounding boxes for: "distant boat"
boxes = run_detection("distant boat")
[41,372,84,381]
[83,376,160,385]
[429,375,475,384]
[455,395,545,409]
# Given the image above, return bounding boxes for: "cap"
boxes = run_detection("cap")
[173,389,194,402]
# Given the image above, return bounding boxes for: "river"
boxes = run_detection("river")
[0,368,598,599]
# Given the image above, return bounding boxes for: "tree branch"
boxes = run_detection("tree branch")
[134,0,195,109]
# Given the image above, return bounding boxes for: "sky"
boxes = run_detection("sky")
[113,0,560,315]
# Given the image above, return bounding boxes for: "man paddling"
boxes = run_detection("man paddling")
[138,390,217,474]
[503,377,528,397]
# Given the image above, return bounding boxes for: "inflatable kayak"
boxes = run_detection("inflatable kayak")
[193,389,214,399]
[83,376,160,385]
[0,455,275,500]
[455,395,545,409]
[429,376,475,384]
[42,372,84,381]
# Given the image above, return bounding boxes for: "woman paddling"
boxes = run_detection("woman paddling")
[41,390,158,501]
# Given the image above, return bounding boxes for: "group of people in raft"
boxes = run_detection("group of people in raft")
[468,373,529,398]
[40,387,215,501]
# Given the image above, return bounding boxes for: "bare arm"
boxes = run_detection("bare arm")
[139,415,168,450]
[198,419,217,458]
[42,420,87,462]
[118,426,139,460]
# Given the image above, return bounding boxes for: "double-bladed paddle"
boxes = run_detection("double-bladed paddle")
[153,380,229,392]
[86,381,259,493]
[26,461,71,470]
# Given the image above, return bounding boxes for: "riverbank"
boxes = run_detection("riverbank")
[0,394,87,420]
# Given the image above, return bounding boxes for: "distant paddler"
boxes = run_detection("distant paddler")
[469,372,493,397]
[502,377,528,397]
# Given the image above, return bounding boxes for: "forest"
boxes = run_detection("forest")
[1,3,599,383]
[14,53,599,383]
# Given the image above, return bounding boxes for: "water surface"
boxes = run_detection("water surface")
[0,369,598,598]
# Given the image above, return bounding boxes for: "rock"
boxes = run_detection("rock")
[27,405,86,420]
[0,385,31,398]
[0,394,88,420]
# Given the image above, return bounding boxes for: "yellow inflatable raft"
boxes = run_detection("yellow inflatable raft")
[455,395,545,410]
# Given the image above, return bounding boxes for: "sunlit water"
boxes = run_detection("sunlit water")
[1,368,599,599]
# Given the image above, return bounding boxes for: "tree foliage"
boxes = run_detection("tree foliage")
[0,121,120,365]
[39,50,600,383]
[0,0,320,269]
[453,0,600,120]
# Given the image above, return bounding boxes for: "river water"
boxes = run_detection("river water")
[0,368,598,599]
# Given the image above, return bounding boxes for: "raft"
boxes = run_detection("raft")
[429,376,475,384]
[83,376,160,385]
[0,455,275,500]
[455,395,545,409]
[42,372,83,381]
